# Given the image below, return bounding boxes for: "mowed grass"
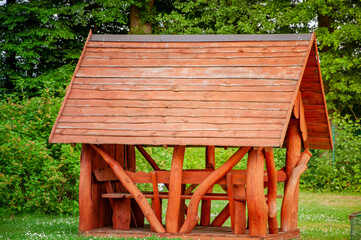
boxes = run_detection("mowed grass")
[0,191,359,240]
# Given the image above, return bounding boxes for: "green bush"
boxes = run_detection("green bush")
[0,93,80,215]
[301,114,361,192]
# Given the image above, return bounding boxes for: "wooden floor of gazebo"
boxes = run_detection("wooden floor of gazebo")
[83,225,300,240]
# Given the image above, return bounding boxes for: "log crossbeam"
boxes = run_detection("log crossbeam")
[90,144,166,233]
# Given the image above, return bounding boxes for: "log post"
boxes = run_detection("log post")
[211,203,230,227]
[79,144,92,232]
[166,145,186,233]
[246,147,268,237]
[90,144,166,233]
[233,185,246,234]
[264,147,278,234]
[180,147,251,234]
[200,146,215,226]
[281,149,312,232]
[226,173,235,231]
[283,119,302,231]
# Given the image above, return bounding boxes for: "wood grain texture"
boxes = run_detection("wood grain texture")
[200,146,215,226]
[246,148,268,237]
[166,146,185,233]
[90,144,165,233]
[180,147,251,234]
[50,35,332,150]
[79,144,93,231]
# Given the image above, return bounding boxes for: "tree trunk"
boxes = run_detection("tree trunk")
[129,0,154,34]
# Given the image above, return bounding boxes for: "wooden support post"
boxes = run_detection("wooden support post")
[247,147,268,237]
[90,144,165,233]
[79,144,92,232]
[264,147,279,234]
[281,149,312,232]
[180,147,251,234]
[112,199,132,230]
[166,145,186,233]
[283,119,302,231]
[233,185,246,234]
[127,145,136,172]
[226,173,235,231]
[201,146,215,226]
[179,184,186,227]
[151,171,162,222]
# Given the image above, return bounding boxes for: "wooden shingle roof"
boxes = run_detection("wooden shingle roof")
[49,31,332,150]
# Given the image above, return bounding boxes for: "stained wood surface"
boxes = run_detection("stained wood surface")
[247,148,268,237]
[200,146,215,226]
[79,144,93,231]
[82,225,301,240]
[90,144,165,233]
[93,168,287,185]
[49,37,331,148]
[166,146,185,233]
[180,147,251,234]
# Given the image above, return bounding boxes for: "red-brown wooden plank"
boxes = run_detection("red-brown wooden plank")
[66,99,291,111]
[86,40,310,48]
[51,135,281,146]
[57,123,285,131]
[81,57,304,67]
[84,51,307,60]
[72,77,299,86]
[85,46,308,53]
[75,66,302,79]
[55,129,282,139]
[71,83,296,92]
[69,89,294,102]
[58,116,286,125]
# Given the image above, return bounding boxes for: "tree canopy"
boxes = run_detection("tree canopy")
[1,0,360,117]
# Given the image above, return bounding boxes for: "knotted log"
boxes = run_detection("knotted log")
[90,144,166,233]
[166,145,185,233]
[179,146,251,233]
[281,149,312,232]
[247,147,268,237]
[264,147,278,234]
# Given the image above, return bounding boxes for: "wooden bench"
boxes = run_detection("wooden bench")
[94,167,286,230]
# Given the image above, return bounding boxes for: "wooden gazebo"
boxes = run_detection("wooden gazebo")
[49,31,333,239]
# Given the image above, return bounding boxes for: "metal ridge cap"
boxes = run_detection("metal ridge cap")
[90,34,313,42]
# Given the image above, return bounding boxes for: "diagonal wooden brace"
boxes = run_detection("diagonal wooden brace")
[90,144,166,233]
[179,146,251,234]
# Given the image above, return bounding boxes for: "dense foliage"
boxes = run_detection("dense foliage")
[301,115,361,192]
[0,0,360,214]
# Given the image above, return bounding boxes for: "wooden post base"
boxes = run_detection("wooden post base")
[81,226,300,240]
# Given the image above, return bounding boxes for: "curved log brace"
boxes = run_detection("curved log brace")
[264,147,279,234]
[247,147,268,237]
[90,144,166,233]
[281,149,312,232]
[179,146,251,234]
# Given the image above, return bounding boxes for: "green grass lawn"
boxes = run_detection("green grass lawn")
[0,191,359,240]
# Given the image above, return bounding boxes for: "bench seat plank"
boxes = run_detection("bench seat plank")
[102,192,282,201]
